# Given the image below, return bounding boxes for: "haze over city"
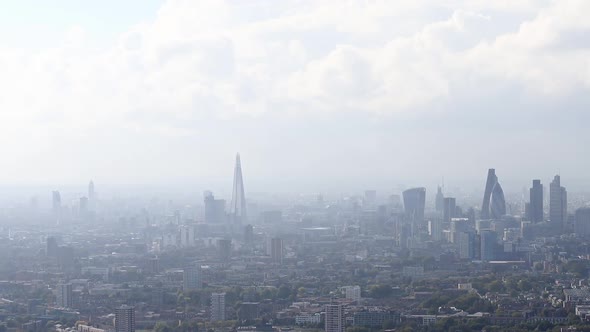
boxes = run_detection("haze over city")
[3,1,590,332]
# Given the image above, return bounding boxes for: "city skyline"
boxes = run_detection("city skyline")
[2,1,590,332]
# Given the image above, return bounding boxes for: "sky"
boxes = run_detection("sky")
[0,0,589,194]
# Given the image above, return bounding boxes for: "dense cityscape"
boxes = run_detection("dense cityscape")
[2,1,590,332]
[0,154,590,332]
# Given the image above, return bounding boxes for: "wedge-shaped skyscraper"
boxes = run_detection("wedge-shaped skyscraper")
[481,168,506,220]
[229,153,247,224]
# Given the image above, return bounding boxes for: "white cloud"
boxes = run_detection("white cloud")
[0,0,589,185]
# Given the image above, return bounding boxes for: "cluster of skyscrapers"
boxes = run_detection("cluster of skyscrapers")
[525,175,567,230]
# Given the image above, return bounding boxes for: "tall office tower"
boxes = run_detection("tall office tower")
[490,181,506,219]
[443,197,456,222]
[269,238,284,264]
[115,305,135,332]
[52,191,61,213]
[435,186,444,213]
[204,191,227,224]
[183,265,202,290]
[529,179,543,223]
[180,225,195,247]
[88,181,95,200]
[147,257,160,274]
[229,153,247,225]
[428,219,441,241]
[88,180,96,211]
[217,239,232,261]
[550,175,567,229]
[479,230,497,261]
[402,187,426,224]
[325,304,345,332]
[575,208,590,237]
[457,232,475,260]
[57,283,72,308]
[211,292,226,321]
[481,169,497,219]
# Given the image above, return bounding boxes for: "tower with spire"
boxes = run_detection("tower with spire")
[229,153,247,225]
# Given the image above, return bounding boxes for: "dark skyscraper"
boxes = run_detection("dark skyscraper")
[435,186,444,213]
[481,169,506,220]
[550,175,567,229]
[529,179,543,223]
[443,197,456,222]
[403,187,426,224]
[575,208,590,237]
[229,153,247,224]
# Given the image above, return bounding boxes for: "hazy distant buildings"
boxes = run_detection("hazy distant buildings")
[88,180,96,211]
[268,237,284,264]
[529,179,543,223]
[180,225,195,247]
[183,265,202,290]
[204,191,226,224]
[79,197,89,216]
[403,187,426,224]
[343,286,361,303]
[217,239,232,261]
[550,175,567,229]
[262,210,282,224]
[229,153,247,225]
[364,190,376,206]
[57,283,72,308]
[46,236,58,257]
[211,292,226,321]
[481,169,506,220]
[52,191,61,215]
[244,224,254,244]
[575,208,590,237]
[325,304,345,332]
[115,305,135,332]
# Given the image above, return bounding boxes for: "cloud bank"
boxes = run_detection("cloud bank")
[0,0,589,190]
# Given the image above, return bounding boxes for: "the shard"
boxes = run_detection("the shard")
[229,153,247,224]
